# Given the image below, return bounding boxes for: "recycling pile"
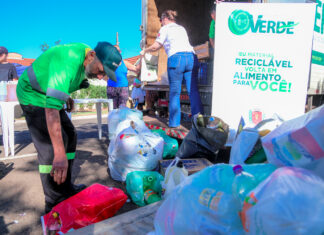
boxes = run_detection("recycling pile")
[148,104,324,235]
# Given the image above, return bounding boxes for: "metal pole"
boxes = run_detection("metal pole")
[116,32,119,46]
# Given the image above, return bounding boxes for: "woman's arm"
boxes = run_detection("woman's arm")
[124,60,139,73]
[140,41,163,55]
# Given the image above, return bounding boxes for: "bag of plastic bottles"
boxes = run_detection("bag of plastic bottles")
[108,119,150,156]
[230,116,283,165]
[126,171,164,206]
[162,157,188,198]
[151,129,179,159]
[241,167,324,235]
[41,184,127,234]
[262,105,324,167]
[108,124,164,181]
[107,107,143,140]
[176,114,229,162]
[151,163,277,235]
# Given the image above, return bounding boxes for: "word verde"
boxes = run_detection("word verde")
[228,9,299,35]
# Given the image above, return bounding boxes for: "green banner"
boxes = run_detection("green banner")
[311,50,324,66]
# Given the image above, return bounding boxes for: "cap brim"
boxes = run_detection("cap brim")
[104,65,117,82]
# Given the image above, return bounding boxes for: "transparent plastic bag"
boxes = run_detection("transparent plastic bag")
[108,125,164,181]
[242,167,324,235]
[107,107,143,140]
[152,163,276,235]
[126,171,164,206]
[262,105,324,167]
[230,116,283,165]
[162,157,188,198]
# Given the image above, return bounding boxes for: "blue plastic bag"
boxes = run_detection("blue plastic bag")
[242,167,324,235]
[152,163,276,235]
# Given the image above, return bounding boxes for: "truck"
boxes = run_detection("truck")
[140,0,222,138]
[140,0,324,140]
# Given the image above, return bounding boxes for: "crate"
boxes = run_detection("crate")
[200,91,212,106]
[198,62,208,85]
[159,158,213,176]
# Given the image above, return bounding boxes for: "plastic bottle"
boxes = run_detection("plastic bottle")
[7,81,17,101]
[173,161,188,185]
[163,160,189,198]
[232,165,258,206]
[144,189,161,204]
[196,114,205,127]
[0,81,7,101]
[46,211,62,234]
[207,116,221,129]
[143,175,156,191]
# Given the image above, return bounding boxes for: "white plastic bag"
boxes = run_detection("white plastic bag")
[140,53,158,82]
[242,167,324,235]
[107,107,143,140]
[108,118,150,156]
[162,157,188,198]
[131,87,146,103]
[108,125,164,181]
[230,116,283,164]
[262,105,324,167]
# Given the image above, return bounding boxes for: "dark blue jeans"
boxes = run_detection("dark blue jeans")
[167,52,203,127]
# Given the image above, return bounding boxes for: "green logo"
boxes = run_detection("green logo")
[228,10,298,35]
[228,10,252,35]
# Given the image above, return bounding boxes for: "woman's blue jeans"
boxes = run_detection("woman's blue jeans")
[167,52,203,127]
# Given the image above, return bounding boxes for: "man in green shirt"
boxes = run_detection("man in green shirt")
[209,7,216,49]
[17,42,122,213]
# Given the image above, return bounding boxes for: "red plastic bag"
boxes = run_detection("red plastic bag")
[41,183,127,234]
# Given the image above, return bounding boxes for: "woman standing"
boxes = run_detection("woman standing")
[107,45,139,109]
[141,10,203,128]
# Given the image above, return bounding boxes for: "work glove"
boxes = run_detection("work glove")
[79,79,90,89]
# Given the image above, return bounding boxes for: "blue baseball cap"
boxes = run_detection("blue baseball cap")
[94,42,122,82]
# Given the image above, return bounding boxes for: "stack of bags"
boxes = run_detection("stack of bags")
[149,105,324,235]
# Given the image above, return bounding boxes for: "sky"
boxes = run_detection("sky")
[1,0,142,59]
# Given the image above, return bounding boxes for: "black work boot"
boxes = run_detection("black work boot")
[45,201,55,214]
[70,184,86,194]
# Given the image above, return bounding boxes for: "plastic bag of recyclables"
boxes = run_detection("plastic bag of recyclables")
[230,115,283,165]
[108,121,164,181]
[261,104,324,167]
[108,118,149,156]
[107,107,143,140]
[151,163,277,235]
[241,166,324,235]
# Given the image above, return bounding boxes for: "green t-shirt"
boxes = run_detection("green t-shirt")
[209,19,215,39]
[17,43,91,110]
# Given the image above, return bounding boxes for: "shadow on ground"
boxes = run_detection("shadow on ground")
[0,162,14,180]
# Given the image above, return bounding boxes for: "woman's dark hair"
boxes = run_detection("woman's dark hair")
[161,10,178,22]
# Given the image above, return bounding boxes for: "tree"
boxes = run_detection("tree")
[40,42,49,52]
[40,40,61,52]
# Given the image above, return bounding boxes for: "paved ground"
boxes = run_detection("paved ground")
[0,117,138,235]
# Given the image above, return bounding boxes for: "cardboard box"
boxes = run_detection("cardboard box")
[159,158,213,176]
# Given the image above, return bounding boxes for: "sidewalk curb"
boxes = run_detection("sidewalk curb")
[15,114,108,124]
[0,153,37,161]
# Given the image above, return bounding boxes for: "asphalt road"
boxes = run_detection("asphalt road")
[0,117,138,235]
